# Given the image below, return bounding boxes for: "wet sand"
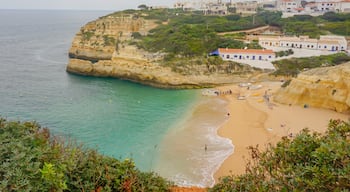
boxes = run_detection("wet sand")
[213,81,350,180]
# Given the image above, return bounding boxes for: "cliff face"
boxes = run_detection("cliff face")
[66,13,259,89]
[274,63,350,113]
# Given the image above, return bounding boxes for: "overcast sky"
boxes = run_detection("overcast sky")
[0,0,176,11]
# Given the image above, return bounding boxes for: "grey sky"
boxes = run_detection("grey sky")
[0,0,176,10]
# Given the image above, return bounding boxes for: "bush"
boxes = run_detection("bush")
[272,53,350,76]
[0,118,171,191]
[210,120,350,192]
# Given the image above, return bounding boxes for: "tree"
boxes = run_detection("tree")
[138,4,148,10]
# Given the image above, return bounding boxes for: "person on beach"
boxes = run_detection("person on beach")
[205,144,207,152]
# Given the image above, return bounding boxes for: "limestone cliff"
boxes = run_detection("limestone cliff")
[274,63,350,113]
[66,12,259,89]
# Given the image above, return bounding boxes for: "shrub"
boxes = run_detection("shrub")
[272,53,350,76]
[210,120,350,192]
[0,118,171,191]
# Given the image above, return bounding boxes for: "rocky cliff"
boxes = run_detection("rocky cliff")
[274,63,350,113]
[66,12,260,89]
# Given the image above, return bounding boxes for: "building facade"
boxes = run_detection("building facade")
[230,1,259,15]
[214,48,275,61]
[277,0,302,12]
[259,35,348,51]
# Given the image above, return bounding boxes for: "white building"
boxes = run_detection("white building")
[215,48,275,61]
[336,0,350,12]
[259,35,348,51]
[276,0,302,12]
[230,1,259,15]
[303,0,350,13]
[203,1,228,15]
[317,35,348,51]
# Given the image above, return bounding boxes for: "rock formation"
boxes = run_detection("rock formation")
[66,12,259,89]
[274,63,350,113]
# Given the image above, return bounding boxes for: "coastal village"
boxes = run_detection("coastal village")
[4,1,347,191]
[2,0,350,191]
[172,0,350,69]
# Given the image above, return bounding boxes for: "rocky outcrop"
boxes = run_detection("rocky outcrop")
[66,12,260,89]
[274,63,350,113]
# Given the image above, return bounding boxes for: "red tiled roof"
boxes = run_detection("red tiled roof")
[218,48,274,55]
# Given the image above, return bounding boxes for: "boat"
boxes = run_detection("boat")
[239,82,252,87]
[202,89,219,96]
[249,84,263,90]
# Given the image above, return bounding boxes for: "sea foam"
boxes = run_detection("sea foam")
[155,96,234,187]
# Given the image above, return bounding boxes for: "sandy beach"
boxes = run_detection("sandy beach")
[213,81,350,181]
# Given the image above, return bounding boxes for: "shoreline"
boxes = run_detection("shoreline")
[212,81,350,181]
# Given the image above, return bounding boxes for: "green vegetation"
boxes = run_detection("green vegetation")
[211,119,350,192]
[272,53,350,76]
[127,10,280,58]
[131,10,350,60]
[0,118,171,191]
[281,79,292,88]
[275,49,294,57]
[2,117,350,191]
[82,31,94,41]
[161,56,259,76]
[103,35,116,46]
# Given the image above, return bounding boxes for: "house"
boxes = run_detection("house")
[212,48,275,61]
[277,0,302,12]
[317,35,348,51]
[230,1,259,15]
[279,36,319,49]
[335,0,350,12]
[203,1,228,15]
[303,0,350,13]
[315,1,338,12]
[258,35,348,51]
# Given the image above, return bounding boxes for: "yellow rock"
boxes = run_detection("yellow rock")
[274,63,350,113]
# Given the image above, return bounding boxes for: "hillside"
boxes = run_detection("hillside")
[66,10,261,89]
[274,63,350,113]
[66,9,350,89]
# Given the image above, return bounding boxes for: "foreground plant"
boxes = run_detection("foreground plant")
[0,118,171,191]
[211,119,350,192]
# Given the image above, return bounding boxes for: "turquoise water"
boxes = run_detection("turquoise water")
[0,10,233,187]
[0,9,197,169]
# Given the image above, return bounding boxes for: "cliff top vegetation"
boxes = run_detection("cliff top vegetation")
[105,9,350,58]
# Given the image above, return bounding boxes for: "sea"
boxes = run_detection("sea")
[0,9,233,187]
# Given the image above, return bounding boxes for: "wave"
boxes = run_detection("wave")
[155,96,234,187]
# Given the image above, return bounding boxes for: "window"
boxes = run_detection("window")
[226,55,230,59]
[324,45,327,49]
